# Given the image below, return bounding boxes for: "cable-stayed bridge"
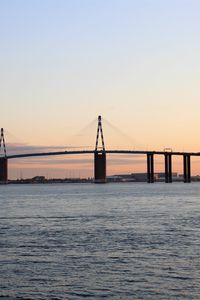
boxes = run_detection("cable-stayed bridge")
[1,116,200,183]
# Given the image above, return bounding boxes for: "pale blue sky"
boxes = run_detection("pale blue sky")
[1,0,200,152]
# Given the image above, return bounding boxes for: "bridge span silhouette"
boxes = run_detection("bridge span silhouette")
[0,116,200,183]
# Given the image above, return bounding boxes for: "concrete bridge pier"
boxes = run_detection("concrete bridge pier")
[183,154,191,183]
[94,152,106,183]
[0,157,8,183]
[165,153,172,183]
[147,153,154,183]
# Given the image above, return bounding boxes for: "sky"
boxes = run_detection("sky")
[1,0,200,178]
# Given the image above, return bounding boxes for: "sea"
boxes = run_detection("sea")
[0,183,200,299]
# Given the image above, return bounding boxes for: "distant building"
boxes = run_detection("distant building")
[107,175,135,182]
[155,172,179,181]
[131,173,147,181]
[32,176,45,183]
[110,172,180,182]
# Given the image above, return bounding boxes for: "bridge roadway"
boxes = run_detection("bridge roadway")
[7,149,200,159]
[0,149,198,183]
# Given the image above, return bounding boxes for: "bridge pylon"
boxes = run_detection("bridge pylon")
[94,116,106,183]
[147,153,154,183]
[0,128,8,183]
[183,154,191,183]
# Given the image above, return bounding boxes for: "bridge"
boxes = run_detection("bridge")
[0,116,199,183]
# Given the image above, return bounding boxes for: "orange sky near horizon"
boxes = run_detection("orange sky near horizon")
[7,154,200,180]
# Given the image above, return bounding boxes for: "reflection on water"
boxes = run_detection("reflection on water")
[0,183,200,299]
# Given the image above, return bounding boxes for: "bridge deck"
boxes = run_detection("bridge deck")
[7,150,200,159]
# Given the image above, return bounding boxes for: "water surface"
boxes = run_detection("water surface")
[0,183,200,299]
